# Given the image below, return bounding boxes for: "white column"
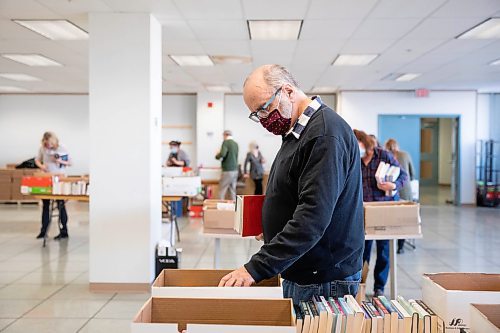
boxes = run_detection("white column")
[196,93,225,168]
[89,13,162,291]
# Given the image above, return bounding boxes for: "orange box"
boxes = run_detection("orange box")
[21,176,52,187]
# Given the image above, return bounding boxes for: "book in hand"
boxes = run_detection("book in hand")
[234,195,265,237]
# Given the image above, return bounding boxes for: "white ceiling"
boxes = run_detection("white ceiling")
[0,0,500,93]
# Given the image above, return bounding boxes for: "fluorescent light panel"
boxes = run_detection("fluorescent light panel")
[490,58,500,66]
[248,20,302,40]
[211,55,252,65]
[0,86,28,92]
[13,19,88,40]
[206,85,231,92]
[395,73,421,82]
[2,54,62,66]
[0,73,41,81]
[169,55,214,66]
[457,18,500,39]
[332,54,378,66]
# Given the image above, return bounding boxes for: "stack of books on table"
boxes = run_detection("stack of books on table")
[294,295,444,333]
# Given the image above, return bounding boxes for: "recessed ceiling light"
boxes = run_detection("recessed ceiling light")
[311,86,337,93]
[1,54,62,66]
[0,73,41,81]
[205,85,232,93]
[169,55,214,66]
[490,58,500,66]
[13,19,88,40]
[395,73,421,82]
[457,18,500,39]
[0,86,28,92]
[332,54,378,66]
[248,20,302,40]
[211,55,252,65]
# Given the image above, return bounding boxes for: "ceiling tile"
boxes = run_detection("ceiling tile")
[406,18,490,39]
[0,0,59,19]
[341,39,395,53]
[292,40,343,65]
[242,0,309,20]
[351,18,421,40]
[188,20,248,40]
[369,0,448,19]
[162,20,197,41]
[431,0,500,18]
[173,0,243,20]
[307,0,379,19]
[37,0,112,15]
[163,40,206,54]
[300,19,362,40]
[199,40,251,57]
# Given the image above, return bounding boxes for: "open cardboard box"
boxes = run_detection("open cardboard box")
[422,273,500,332]
[152,269,283,299]
[364,201,421,235]
[132,297,295,333]
[202,200,236,230]
[470,304,500,333]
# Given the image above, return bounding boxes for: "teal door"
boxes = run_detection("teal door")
[378,115,421,179]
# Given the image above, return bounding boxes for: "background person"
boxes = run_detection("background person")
[243,141,266,195]
[385,138,416,254]
[219,65,364,306]
[215,130,239,200]
[166,140,190,167]
[354,129,408,297]
[34,131,72,240]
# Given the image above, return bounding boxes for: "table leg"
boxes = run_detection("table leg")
[389,239,397,299]
[214,238,221,269]
[169,202,175,246]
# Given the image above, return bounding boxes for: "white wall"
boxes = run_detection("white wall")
[438,118,452,185]
[339,91,477,204]
[196,93,224,168]
[0,95,89,174]
[0,94,197,174]
[162,94,196,167]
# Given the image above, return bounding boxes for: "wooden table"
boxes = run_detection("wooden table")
[32,194,89,247]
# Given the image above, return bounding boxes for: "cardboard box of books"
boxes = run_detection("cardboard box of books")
[202,200,236,230]
[152,269,283,299]
[364,201,421,235]
[131,297,295,333]
[422,273,500,332]
[470,304,500,333]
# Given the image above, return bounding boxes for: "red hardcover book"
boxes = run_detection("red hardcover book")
[234,195,265,237]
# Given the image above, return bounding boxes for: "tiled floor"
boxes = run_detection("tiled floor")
[0,200,499,332]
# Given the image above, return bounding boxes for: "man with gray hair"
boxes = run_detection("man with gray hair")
[215,130,239,200]
[219,65,364,305]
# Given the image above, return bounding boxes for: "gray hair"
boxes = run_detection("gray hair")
[262,64,300,90]
[223,130,232,136]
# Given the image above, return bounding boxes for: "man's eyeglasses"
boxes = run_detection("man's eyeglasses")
[248,87,282,123]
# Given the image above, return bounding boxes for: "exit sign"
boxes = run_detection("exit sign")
[415,88,430,97]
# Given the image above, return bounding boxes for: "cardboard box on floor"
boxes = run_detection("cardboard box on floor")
[422,273,500,333]
[364,201,421,235]
[470,304,500,333]
[132,297,295,333]
[152,269,283,299]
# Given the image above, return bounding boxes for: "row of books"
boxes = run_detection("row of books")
[294,295,443,333]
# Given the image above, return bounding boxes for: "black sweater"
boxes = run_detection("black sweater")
[244,104,364,285]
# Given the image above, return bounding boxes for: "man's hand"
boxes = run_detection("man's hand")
[377,181,396,191]
[218,266,255,287]
[243,173,250,179]
[40,165,48,172]
[255,233,264,241]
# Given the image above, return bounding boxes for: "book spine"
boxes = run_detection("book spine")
[300,301,311,317]
[416,300,436,316]
[373,297,390,315]
[379,296,396,313]
[294,304,304,320]
[337,298,352,315]
[308,300,319,317]
[362,301,378,318]
[329,297,343,315]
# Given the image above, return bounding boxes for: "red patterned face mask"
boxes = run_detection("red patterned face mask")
[259,109,292,136]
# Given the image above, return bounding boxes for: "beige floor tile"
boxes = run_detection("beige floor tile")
[0,284,64,300]
[2,318,87,333]
[78,318,131,333]
[0,318,16,330]
[50,284,114,300]
[24,299,108,318]
[0,300,40,318]
[112,292,151,301]
[95,300,146,319]
[14,270,83,285]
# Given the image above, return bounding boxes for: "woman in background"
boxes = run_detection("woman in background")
[385,138,416,254]
[34,132,72,240]
[243,142,265,195]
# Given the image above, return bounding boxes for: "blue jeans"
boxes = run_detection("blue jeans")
[363,240,389,292]
[282,270,361,306]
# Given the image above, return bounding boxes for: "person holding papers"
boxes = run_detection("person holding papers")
[219,65,364,306]
[354,129,408,297]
